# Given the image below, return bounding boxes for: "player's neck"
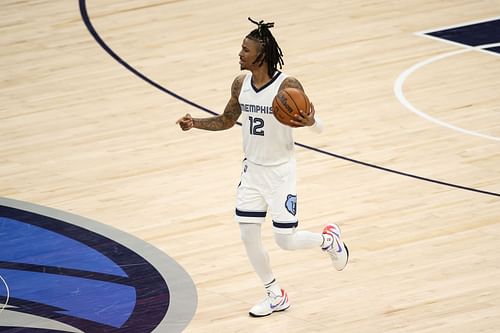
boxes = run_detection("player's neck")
[250,69,272,90]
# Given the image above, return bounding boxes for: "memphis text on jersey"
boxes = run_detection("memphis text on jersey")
[240,103,273,114]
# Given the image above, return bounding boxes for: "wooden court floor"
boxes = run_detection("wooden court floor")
[1,0,499,332]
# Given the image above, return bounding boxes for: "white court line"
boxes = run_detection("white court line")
[394,42,500,142]
[0,274,9,316]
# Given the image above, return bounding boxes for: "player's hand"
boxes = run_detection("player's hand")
[291,103,316,127]
[176,113,194,131]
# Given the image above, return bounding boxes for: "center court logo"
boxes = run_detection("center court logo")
[0,198,197,333]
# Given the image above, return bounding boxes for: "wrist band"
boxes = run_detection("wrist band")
[309,115,323,133]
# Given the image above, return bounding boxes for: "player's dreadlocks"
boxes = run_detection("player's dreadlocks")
[246,17,284,78]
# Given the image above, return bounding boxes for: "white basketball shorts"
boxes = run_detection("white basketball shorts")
[235,158,298,234]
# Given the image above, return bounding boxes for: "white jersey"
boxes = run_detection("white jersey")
[239,72,294,166]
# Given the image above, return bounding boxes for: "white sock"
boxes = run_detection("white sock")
[264,278,282,296]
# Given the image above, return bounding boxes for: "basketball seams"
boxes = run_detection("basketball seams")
[283,89,303,117]
[272,88,310,127]
[273,93,288,114]
[287,88,310,116]
[273,94,293,124]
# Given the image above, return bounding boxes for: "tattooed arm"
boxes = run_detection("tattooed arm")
[278,76,320,129]
[279,76,305,92]
[176,75,244,131]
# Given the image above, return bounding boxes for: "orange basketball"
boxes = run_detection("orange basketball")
[272,88,311,127]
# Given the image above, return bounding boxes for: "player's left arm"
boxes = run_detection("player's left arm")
[279,77,322,132]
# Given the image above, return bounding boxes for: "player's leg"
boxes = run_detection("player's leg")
[274,228,323,250]
[236,160,273,285]
[236,160,289,317]
[268,158,349,270]
[267,158,323,249]
[238,222,274,286]
[270,195,325,250]
[271,210,349,272]
[238,222,289,317]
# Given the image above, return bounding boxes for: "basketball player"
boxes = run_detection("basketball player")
[176,18,349,317]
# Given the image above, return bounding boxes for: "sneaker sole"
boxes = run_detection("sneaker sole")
[337,242,349,271]
[249,304,290,317]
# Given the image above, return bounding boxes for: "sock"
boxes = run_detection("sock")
[264,278,282,296]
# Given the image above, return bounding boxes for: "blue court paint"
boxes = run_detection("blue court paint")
[0,199,197,333]
[0,218,126,277]
[0,268,135,327]
[426,18,500,54]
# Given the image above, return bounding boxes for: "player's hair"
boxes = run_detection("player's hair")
[246,17,284,78]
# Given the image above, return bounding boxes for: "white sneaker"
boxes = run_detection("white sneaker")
[249,289,290,317]
[322,224,349,271]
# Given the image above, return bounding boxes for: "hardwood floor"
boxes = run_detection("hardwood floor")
[1,1,499,332]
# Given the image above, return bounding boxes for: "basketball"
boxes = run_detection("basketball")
[272,88,311,127]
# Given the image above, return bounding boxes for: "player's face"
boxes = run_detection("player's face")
[238,37,261,71]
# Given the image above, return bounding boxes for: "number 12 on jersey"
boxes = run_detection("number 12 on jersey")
[249,116,264,136]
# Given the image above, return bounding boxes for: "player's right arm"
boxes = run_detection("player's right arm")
[176,75,244,131]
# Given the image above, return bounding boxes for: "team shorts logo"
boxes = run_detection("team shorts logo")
[285,194,297,216]
[0,198,197,333]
